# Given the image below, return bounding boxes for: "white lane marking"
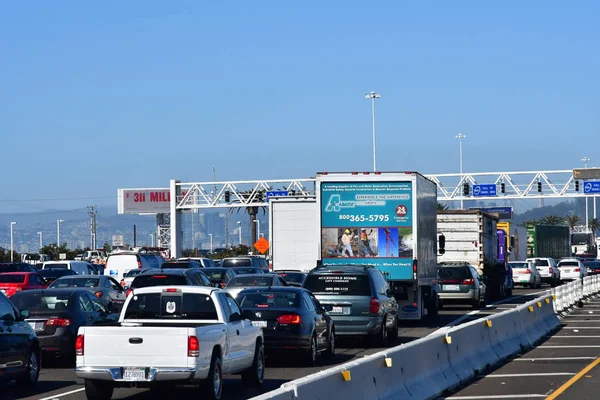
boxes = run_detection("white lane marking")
[439,395,547,399]
[434,290,548,332]
[560,327,600,329]
[539,345,600,348]
[37,388,84,400]
[483,372,575,378]
[515,357,597,361]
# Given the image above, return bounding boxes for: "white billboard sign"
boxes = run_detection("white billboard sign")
[112,234,124,247]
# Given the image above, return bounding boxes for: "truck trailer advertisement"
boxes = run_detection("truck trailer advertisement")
[320,181,414,279]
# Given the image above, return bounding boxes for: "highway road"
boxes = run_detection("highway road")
[440,293,600,399]
[2,287,546,400]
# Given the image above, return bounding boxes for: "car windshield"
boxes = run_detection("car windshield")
[438,267,471,280]
[131,274,188,288]
[509,263,529,269]
[50,278,99,288]
[222,259,251,267]
[232,268,261,275]
[10,292,72,313]
[277,272,306,285]
[0,274,27,283]
[237,291,299,309]
[123,293,218,320]
[559,261,579,267]
[226,276,273,288]
[303,274,371,296]
[125,269,145,278]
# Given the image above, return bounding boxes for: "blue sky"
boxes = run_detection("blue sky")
[1,1,598,214]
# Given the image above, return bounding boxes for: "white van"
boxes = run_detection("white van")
[42,261,97,275]
[104,252,165,280]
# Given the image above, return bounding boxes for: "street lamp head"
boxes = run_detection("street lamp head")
[253,219,259,223]
[365,91,381,99]
[237,221,241,224]
[58,219,64,223]
[456,133,466,140]
[11,221,16,226]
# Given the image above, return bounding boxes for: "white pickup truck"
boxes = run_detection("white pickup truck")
[75,286,265,400]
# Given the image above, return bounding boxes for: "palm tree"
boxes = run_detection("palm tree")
[565,214,582,233]
[588,218,600,242]
[538,215,565,225]
[437,203,449,211]
[518,220,538,228]
[228,190,267,247]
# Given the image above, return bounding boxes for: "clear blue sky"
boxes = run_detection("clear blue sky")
[1,1,598,214]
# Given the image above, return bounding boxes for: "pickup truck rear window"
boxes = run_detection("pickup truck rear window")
[124,293,218,320]
[303,274,371,296]
[131,275,188,288]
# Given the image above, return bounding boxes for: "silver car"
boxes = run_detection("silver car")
[509,261,542,288]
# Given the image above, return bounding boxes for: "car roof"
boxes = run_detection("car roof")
[55,274,102,279]
[238,286,306,294]
[14,288,92,295]
[558,258,580,262]
[276,270,307,273]
[0,272,35,275]
[140,268,200,275]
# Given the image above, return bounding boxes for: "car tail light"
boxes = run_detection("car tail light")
[46,318,71,327]
[370,297,381,313]
[120,280,126,287]
[219,282,226,288]
[574,268,581,272]
[525,269,531,274]
[94,291,103,299]
[462,278,475,285]
[163,288,181,293]
[188,336,200,357]
[277,314,302,324]
[549,267,553,273]
[137,261,142,268]
[75,335,84,356]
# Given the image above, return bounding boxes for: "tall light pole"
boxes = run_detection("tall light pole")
[365,91,381,172]
[37,232,43,252]
[253,219,261,240]
[208,234,213,253]
[237,221,242,245]
[582,157,590,231]
[57,219,64,247]
[10,222,16,262]
[456,133,467,209]
[149,233,155,247]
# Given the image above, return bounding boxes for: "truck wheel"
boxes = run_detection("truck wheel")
[84,379,114,400]
[241,341,265,387]
[428,294,439,317]
[202,352,223,400]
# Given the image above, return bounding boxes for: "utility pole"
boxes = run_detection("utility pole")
[87,206,97,250]
[133,224,137,248]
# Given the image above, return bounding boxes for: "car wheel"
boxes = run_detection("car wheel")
[387,316,399,343]
[84,379,114,400]
[241,341,264,387]
[324,328,335,359]
[304,335,317,366]
[371,317,388,347]
[16,348,40,387]
[202,351,223,400]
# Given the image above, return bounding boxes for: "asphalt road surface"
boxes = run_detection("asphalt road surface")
[439,293,600,399]
[2,287,546,400]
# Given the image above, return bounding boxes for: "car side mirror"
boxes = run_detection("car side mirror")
[242,309,255,321]
[230,312,242,322]
[322,304,333,312]
[20,310,30,320]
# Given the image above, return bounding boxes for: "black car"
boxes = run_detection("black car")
[236,287,335,366]
[9,288,119,362]
[0,263,39,273]
[275,270,308,287]
[127,268,213,295]
[231,267,264,276]
[201,267,238,288]
[38,268,78,285]
[0,291,40,386]
[160,260,203,269]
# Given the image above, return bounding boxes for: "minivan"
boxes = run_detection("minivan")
[41,261,96,275]
[302,264,398,345]
[104,252,165,280]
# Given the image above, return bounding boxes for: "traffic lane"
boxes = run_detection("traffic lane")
[551,359,600,399]
[440,298,600,399]
[14,289,546,400]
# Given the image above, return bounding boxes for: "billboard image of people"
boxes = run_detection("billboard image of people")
[320,181,414,280]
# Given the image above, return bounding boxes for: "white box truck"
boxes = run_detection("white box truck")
[315,171,440,320]
[268,196,319,272]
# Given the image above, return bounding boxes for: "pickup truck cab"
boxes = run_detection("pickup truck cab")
[75,286,265,400]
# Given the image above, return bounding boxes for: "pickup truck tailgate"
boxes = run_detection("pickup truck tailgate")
[82,326,191,367]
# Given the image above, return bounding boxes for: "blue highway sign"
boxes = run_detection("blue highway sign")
[583,182,600,194]
[266,190,289,200]
[472,184,497,197]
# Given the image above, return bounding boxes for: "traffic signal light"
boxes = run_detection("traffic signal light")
[500,183,505,193]
[463,183,469,195]
[537,182,542,192]
[575,180,580,191]
[224,190,231,202]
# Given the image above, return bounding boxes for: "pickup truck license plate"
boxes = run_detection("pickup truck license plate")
[252,321,267,328]
[332,306,343,313]
[123,368,145,381]
[444,285,460,291]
